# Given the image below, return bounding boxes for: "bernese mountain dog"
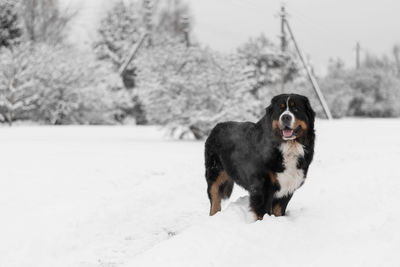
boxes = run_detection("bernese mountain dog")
[204,93,315,219]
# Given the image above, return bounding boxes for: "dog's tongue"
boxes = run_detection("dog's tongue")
[283,129,293,137]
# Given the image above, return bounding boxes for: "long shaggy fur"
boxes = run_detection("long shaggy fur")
[204,94,316,219]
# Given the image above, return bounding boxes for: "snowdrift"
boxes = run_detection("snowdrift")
[1,120,399,267]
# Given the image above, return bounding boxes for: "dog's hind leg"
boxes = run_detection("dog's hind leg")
[219,176,234,200]
[207,171,233,216]
[205,136,234,216]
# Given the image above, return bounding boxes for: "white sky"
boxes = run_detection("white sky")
[67,0,400,74]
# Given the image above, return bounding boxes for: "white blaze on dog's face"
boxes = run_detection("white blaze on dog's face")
[267,94,315,141]
[279,97,296,140]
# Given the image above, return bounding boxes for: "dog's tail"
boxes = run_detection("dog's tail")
[204,130,233,201]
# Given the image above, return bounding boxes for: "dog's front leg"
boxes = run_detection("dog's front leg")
[250,183,274,220]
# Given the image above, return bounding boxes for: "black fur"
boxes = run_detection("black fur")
[204,94,315,219]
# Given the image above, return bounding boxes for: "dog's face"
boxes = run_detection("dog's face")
[266,94,315,141]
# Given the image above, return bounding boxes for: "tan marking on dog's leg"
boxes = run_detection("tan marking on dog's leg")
[209,171,229,216]
[272,204,282,217]
[254,212,264,221]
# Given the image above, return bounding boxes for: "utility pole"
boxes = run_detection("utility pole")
[279,4,287,94]
[355,42,361,69]
[393,45,400,77]
[144,0,153,47]
[181,14,190,48]
[283,13,333,120]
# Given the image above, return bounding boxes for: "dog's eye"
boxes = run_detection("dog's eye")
[293,107,299,112]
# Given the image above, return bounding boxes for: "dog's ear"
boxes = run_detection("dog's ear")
[265,95,280,117]
[303,96,315,128]
[265,96,277,117]
[265,104,273,117]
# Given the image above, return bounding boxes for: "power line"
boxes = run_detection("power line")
[231,0,264,11]
[283,11,333,120]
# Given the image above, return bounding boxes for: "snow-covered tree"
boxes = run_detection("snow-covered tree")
[237,34,299,96]
[95,0,145,70]
[319,61,400,118]
[155,0,191,40]
[94,1,148,124]
[136,43,259,139]
[0,44,40,124]
[0,0,22,48]
[95,0,193,70]
[0,43,127,125]
[19,0,74,45]
[95,1,194,124]
[35,46,126,124]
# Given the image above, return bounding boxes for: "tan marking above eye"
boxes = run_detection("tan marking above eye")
[290,101,295,107]
[280,103,285,108]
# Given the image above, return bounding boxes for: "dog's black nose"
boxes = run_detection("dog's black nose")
[281,114,292,125]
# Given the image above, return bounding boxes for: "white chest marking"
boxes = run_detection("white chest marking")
[275,141,305,198]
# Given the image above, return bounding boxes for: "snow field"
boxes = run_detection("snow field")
[1,120,399,267]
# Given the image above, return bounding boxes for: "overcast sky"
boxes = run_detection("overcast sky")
[68,0,400,74]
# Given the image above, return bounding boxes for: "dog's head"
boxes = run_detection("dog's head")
[266,94,315,141]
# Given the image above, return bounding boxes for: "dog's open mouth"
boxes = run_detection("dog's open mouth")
[280,126,302,140]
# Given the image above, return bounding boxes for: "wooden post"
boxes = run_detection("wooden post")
[119,33,148,76]
[284,19,333,120]
[393,45,400,77]
[181,14,190,48]
[279,4,287,94]
[356,42,361,69]
[144,0,153,47]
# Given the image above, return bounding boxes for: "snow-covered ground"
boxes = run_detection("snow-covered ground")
[1,120,400,267]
